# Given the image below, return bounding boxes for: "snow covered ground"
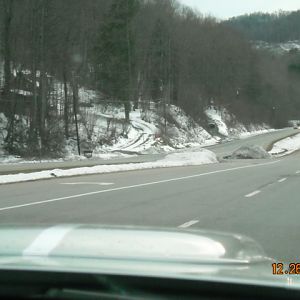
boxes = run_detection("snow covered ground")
[255,40,300,55]
[0,97,219,163]
[0,153,136,165]
[0,149,218,184]
[204,106,273,139]
[109,109,159,153]
[239,128,275,139]
[0,85,276,165]
[228,145,271,159]
[269,133,300,157]
[205,107,229,136]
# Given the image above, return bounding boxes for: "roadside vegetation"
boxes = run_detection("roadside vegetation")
[0,0,300,157]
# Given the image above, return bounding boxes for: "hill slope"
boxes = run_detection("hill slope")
[225,10,300,43]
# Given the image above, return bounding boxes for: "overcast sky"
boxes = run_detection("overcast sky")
[179,0,300,20]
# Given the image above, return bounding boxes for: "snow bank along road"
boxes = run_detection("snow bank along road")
[0,127,298,175]
[0,128,300,263]
[0,150,218,184]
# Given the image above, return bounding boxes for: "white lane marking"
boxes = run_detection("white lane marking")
[245,190,261,198]
[278,178,287,183]
[296,171,300,174]
[60,182,114,186]
[22,225,76,256]
[0,160,281,212]
[178,220,199,228]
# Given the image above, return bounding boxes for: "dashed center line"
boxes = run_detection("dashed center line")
[245,176,289,198]
[245,190,261,198]
[178,220,199,228]
[278,178,287,183]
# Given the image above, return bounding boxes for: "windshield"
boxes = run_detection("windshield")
[0,0,300,283]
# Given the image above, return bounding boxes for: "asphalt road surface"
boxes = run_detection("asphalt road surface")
[206,128,299,157]
[0,128,300,262]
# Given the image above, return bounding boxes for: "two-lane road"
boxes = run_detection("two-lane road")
[206,128,299,157]
[0,129,300,262]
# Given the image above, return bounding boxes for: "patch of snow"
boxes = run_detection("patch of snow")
[269,133,300,157]
[159,149,218,166]
[227,145,271,159]
[10,89,33,96]
[110,109,158,153]
[167,105,217,148]
[21,69,31,75]
[77,102,217,156]
[78,87,100,103]
[1,158,65,164]
[0,155,23,164]
[0,62,4,87]
[254,40,300,55]
[205,106,274,140]
[0,153,135,165]
[0,113,8,156]
[0,149,218,184]
[205,107,229,136]
[239,128,275,139]
[280,41,300,51]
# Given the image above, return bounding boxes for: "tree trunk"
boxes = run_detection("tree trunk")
[30,64,38,140]
[3,0,13,95]
[29,2,38,145]
[39,0,47,147]
[71,74,80,155]
[125,0,132,120]
[63,68,69,139]
[124,101,130,121]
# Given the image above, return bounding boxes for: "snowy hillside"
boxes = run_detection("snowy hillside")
[64,90,219,157]
[254,40,300,54]
[0,82,219,162]
[0,71,275,163]
[205,106,273,139]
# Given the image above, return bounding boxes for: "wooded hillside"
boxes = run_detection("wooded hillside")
[1,0,300,156]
